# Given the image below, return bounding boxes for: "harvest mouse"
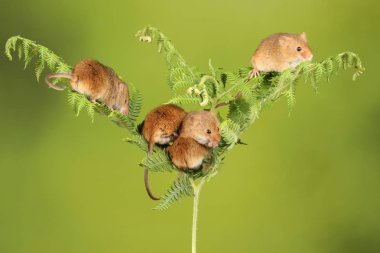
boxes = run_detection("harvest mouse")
[45,59,129,115]
[141,104,187,200]
[167,110,221,170]
[250,33,313,78]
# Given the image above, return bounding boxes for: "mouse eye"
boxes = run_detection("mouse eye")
[297,46,302,52]
[206,129,211,134]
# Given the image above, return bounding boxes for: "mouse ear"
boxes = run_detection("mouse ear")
[300,32,307,42]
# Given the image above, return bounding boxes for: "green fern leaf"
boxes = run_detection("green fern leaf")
[286,83,296,114]
[68,90,78,106]
[141,149,176,173]
[95,103,112,116]
[154,175,193,211]
[124,135,148,152]
[167,94,202,105]
[34,59,45,82]
[109,111,137,134]
[172,74,196,92]
[86,102,96,122]
[312,63,324,91]
[220,119,241,149]
[75,96,87,116]
[46,51,60,70]
[323,58,334,82]
[4,36,18,60]
[238,67,253,79]
[127,85,143,124]
[227,99,251,128]
[334,54,344,71]
[22,39,33,69]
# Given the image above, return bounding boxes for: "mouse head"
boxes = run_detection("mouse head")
[118,81,129,115]
[278,33,313,67]
[180,111,221,148]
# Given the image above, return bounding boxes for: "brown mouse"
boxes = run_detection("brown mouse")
[45,59,129,115]
[167,110,221,170]
[166,137,210,170]
[141,104,187,200]
[250,33,313,78]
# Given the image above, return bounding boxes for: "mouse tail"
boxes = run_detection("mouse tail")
[144,168,161,200]
[44,73,72,91]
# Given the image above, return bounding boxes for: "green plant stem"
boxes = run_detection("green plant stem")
[190,177,206,253]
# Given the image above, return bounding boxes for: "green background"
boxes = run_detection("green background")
[0,0,379,252]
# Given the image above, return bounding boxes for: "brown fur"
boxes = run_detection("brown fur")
[250,33,313,76]
[180,111,221,148]
[45,59,129,115]
[142,104,187,152]
[141,104,186,200]
[167,110,221,171]
[167,137,210,171]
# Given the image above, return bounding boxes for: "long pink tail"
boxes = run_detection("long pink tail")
[44,73,72,91]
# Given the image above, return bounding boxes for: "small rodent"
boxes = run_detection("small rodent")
[167,137,210,170]
[167,111,221,170]
[250,33,313,78]
[45,59,129,115]
[141,104,187,200]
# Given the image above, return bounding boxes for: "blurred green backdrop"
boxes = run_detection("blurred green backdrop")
[0,0,379,252]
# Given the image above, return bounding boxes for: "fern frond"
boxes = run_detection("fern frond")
[34,59,45,82]
[4,36,18,60]
[239,84,254,102]
[216,79,246,104]
[220,119,241,149]
[167,94,202,105]
[154,175,193,211]
[227,98,251,128]
[286,83,296,114]
[312,63,324,91]
[123,135,148,152]
[86,102,96,122]
[5,36,72,81]
[45,51,60,69]
[109,112,137,134]
[75,96,87,116]
[136,25,201,91]
[6,30,366,212]
[56,61,71,73]
[5,36,143,134]
[127,85,143,125]
[334,54,344,71]
[171,72,196,92]
[323,58,334,82]
[238,67,253,79]
[22,39,33,69]
[67,90,79,106]
[141,149,176,173]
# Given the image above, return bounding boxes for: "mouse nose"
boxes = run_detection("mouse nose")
[208,135,221,148]
[308,52,313,61]
[302,50,313,61]
[208,141,218,148]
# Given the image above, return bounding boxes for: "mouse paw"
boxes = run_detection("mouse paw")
[249,69,260,79]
